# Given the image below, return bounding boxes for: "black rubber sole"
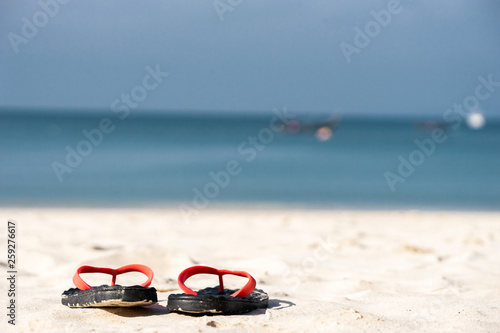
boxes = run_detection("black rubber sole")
[167,287,269,315]
[61,285,158,308]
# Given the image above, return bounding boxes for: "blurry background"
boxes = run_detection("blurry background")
[1,0,499,209]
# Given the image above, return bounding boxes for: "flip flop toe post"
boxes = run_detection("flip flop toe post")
[62,264,158,308]
[168,266,269,315]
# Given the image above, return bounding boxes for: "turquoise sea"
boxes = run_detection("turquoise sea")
[1,110,499,210]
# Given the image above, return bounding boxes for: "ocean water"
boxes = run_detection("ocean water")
[0,110,499,210]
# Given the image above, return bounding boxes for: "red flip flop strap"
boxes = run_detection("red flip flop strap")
[177,265,256,297]
[73,264,154,290]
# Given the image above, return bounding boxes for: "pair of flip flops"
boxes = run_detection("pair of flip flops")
[61,264,268,315]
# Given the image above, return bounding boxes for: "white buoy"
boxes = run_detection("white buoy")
[466,112,485,130]
[315,126,332,141]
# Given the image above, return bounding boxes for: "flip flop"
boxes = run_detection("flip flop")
[167,265,268,315]
[61,264,158,308]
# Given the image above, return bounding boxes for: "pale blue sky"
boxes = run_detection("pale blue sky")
[1,0,499,116]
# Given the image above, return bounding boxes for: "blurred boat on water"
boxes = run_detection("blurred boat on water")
[415,121,450,132]
[282,115,342,141]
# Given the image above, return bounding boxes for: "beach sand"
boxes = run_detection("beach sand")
[1,208,499,332]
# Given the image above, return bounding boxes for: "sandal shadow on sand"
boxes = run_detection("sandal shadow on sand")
[167,265,268,315]
[61,264,158,308]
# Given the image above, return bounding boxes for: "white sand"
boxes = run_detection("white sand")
[1,208,499,332]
